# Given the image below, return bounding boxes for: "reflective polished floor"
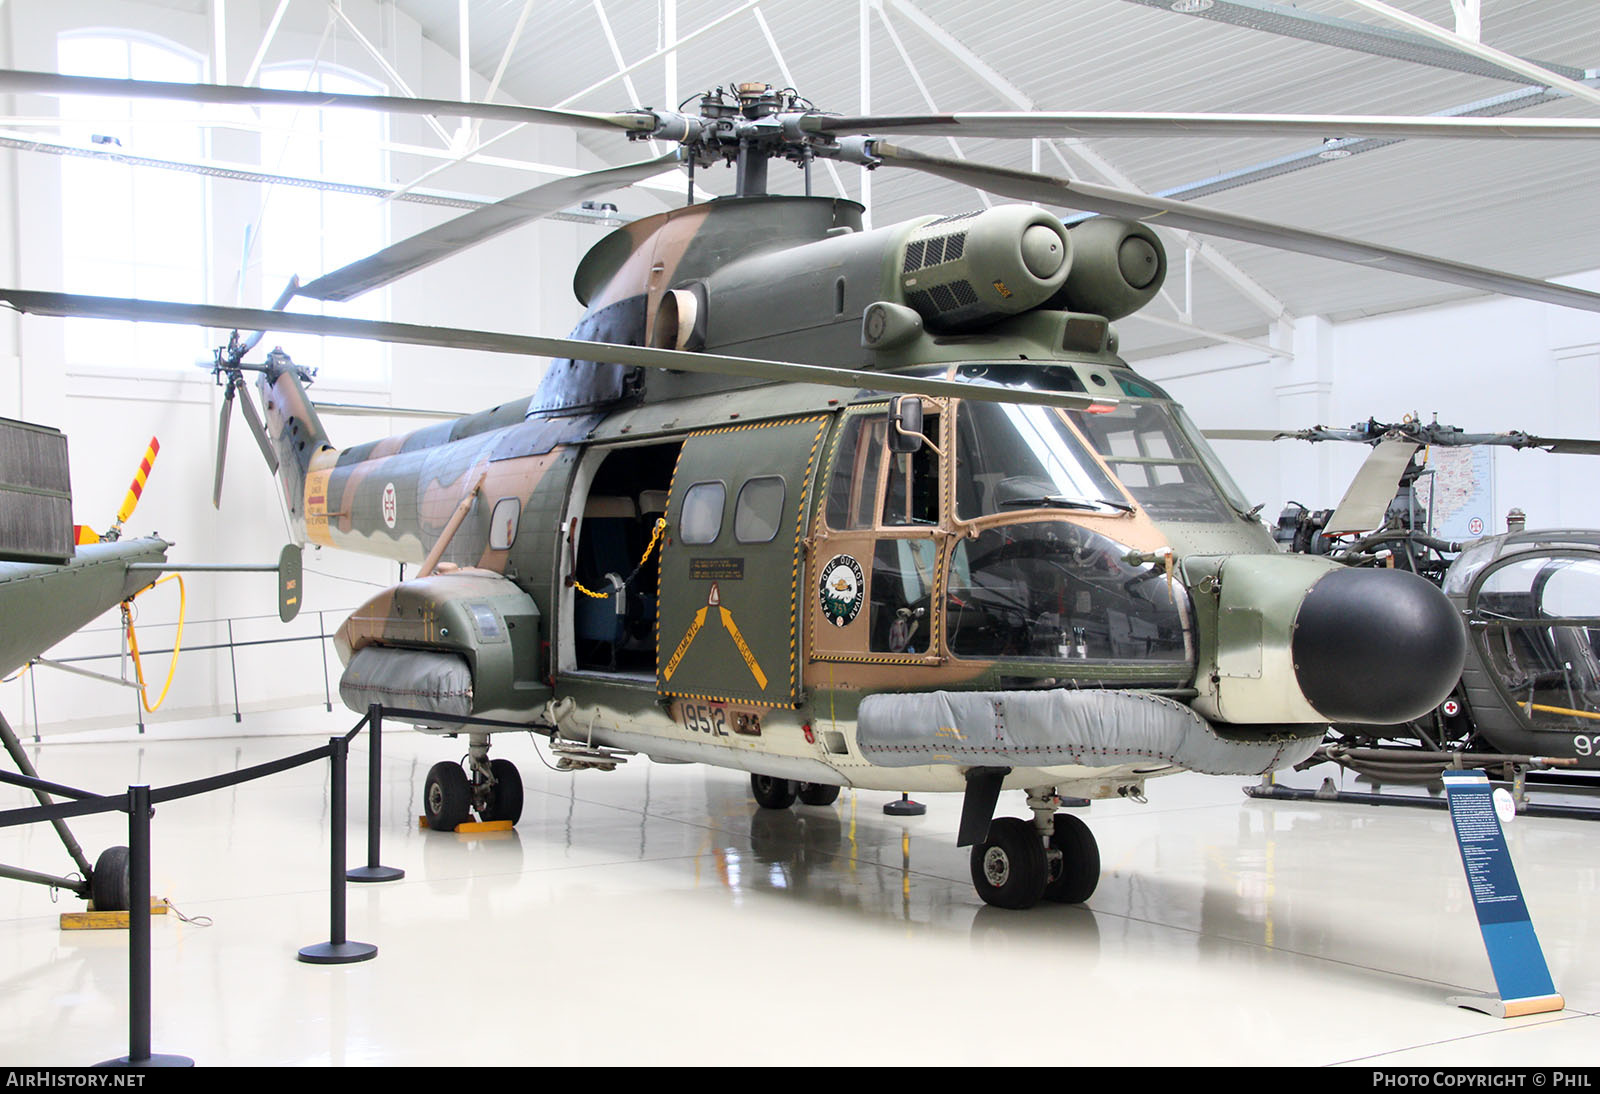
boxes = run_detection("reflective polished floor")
[2,706,1598,1067]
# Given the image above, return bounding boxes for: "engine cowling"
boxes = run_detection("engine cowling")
[1049,217,1167,320]
[896,205,1072,331]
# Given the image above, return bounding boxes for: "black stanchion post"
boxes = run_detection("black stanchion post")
[349,704,402,883]
[97,785,192,1068]
[299,737,377,965]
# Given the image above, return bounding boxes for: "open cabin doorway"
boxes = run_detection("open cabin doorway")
[568,440,681,675]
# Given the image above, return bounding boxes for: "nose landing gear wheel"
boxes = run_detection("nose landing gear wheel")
[751,773,798,809]
[1043,812,1100,904]
[796,782,840,806]
[425,761,471,832]
[970,816,1049,909]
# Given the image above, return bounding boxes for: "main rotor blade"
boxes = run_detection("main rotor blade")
[1205,424,1600,453]
[807,112,1600,141]
[0,69,654,133]
[297,152,680,303]
[0,291,1111,412]
[870,143,1600,314]
[238,275,301,356]
[1326,438,1420,535]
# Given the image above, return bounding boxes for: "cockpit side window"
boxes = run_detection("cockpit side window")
[824,414,887,531]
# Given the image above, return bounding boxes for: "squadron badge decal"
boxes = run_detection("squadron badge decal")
[819,554,865,628]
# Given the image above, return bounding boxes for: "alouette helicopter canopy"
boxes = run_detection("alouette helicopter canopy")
[2,33,1597,909]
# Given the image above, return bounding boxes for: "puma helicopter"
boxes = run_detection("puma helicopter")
[15,74,1600,909]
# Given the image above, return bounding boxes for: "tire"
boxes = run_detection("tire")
[796,782,840,806]
[90,845,131,912]
[1043,812,1101,904]
[483,758,524,825]
[425,761,472,832]
[751,773,797,809]
[969,817,1048,910]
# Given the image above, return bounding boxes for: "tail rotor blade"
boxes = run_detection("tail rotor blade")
[234,379,279,475]
[213,381,236,509]
[116,437,161,527]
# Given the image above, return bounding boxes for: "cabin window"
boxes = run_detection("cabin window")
[1474,556,1600,733]
[869,539,938,653]
[734,476,786,544]
[489,498,520,550]
[825,415,887,531]
[679,481,726,545]
[882,410,940,526]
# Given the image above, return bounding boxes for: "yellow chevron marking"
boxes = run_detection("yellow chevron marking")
[718,606,768,691]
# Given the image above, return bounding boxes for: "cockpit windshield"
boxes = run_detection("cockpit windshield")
[1065,373,1254,523]
[955,400,1128,518]
[941,363,1254,524]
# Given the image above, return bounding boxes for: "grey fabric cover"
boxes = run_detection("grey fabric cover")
[856,689,1321,774]
[339,646,473,717]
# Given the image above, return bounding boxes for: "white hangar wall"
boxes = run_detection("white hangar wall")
[0,0,655,734]
[1132,271,1600,540]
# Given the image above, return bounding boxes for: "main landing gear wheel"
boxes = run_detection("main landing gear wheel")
[796,782,840,806]
[90,845,131,912]
[482,758,524,824]
[1043,813,1100,904]
[751,773,797,809]
[970,817,1049,910]
[425,761,472,832]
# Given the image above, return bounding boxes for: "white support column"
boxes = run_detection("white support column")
[752,8,846,197]
[244,0,292,86]
[859,0,871,227]
[874,3,989,207]
[594,0,662,156]
[887,0,1291,333]
[211,0,228,85]
[1553,343,1600,529]
[662,0,678,109]
[384,0,766,200]
[324,0,454,147]
[1450,0,1480,42]
[1275,315,1339,509]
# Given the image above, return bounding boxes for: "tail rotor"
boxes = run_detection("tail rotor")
[210,276,296,508]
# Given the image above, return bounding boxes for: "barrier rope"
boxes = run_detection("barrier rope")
[573,518,667,600]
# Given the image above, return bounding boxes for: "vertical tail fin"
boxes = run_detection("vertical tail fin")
[256,349,333,546]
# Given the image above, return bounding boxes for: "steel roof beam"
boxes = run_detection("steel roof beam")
[1120,0,1587,84]
[1345,0,1600,111]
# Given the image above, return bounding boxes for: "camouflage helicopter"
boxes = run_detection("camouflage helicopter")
[1211,418,1600,789]
[9,72,1600,910]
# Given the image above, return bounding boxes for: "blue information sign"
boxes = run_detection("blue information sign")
[1441,772,1563,1017]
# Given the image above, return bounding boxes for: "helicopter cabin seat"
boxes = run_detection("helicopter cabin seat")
[575,494,638,668]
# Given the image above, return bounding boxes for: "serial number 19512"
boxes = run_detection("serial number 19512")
[677,701,729,737]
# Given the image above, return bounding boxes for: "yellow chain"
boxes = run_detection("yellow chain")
[574,518,667,599]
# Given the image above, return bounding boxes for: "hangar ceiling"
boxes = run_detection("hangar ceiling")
[8,1,1600,359]
[380,0,1600,358]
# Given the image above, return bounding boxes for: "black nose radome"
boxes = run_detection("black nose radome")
[1292,568,1466,724]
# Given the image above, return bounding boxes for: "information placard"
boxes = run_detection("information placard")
[1441,771,1564,1017]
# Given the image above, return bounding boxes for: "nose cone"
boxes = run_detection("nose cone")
[1291,568,1466,724]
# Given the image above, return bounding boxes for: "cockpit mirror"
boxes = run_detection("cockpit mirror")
[887,396,924,454]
